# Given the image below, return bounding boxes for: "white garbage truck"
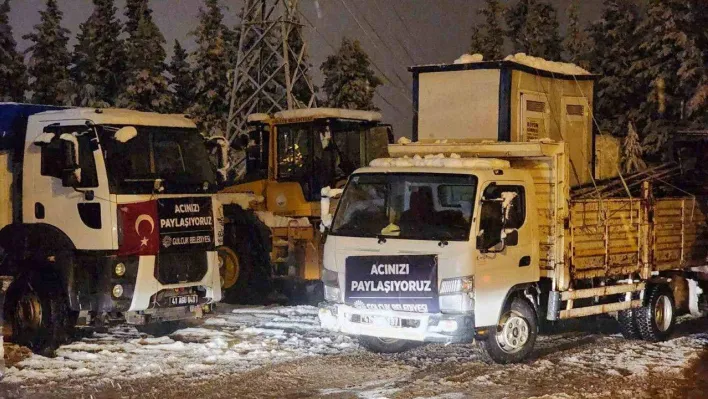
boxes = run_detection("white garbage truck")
[0,104,223,355]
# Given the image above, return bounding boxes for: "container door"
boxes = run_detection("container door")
[561,96,592,186]
[520,93,550,142]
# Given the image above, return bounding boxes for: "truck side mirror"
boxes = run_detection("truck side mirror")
[504,229,519,246]
[60,136,81,187]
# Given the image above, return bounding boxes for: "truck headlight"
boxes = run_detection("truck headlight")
[115,262,126,277]
[322,268,341,302]
[440,276,474,295]
[439,276,474,314]
[112,284,124,298]
[322,268,339,288]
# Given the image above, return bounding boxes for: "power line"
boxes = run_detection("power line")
[296,7,411,118]
[337,0,412,101]
[352,0,415,68]
[371,0,417,65]
[390,1,426,63]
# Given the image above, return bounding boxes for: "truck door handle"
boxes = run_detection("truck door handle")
[519,256,531,267]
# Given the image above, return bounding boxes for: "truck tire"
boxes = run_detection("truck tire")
[4,273,75,355]
[135,321,185,337]
[480,297,538,364]
[358,335,416,353]
[635,285,676,342]
[618,308,641,339]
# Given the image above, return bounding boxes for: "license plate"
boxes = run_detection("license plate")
[170,294,198,306]
[361,315,401,328]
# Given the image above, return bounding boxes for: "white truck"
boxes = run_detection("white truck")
[0,104,223,355]
[318,140,708,363]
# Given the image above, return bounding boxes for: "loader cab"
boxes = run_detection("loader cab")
[230,108,392,217]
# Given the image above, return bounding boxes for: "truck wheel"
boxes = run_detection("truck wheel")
[480,297,537,364]
[135,321,185,337]
[618,308,641,339]
[358,335,415,353]
[4,274,75,355]
[635,285,676,342]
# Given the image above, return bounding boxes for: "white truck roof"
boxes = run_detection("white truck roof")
[33,108,197,128]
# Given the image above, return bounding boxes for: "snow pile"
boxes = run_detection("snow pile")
[370,154,510,170]
[255,211,311,228]
[216,192,264,209]
[454,53,484,64]
[114,126,138,143]
[397,136,412,145]
[504,53,590,75]
[32,132,55,145]
[1,305,355,387]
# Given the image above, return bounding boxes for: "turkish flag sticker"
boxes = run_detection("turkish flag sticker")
[118,200,159,256]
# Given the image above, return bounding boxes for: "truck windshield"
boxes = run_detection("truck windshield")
[331,173,478,241]
[101,125,217,194]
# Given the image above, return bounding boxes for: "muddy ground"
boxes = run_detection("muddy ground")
[0,307,706,399]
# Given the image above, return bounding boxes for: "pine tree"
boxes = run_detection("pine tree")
[588,0,643,138]
[168,40,193,113]
[622,121,646,173]
[469,0,505,60]
[188,0,232,135]
[118,0,172,112]
[505,0,562,60]
[320,37,383,110]
[24,0,72,105]
[0,0,26,101]
[563,2,587,67]
[631,0,706,154]
[71,0,125,107]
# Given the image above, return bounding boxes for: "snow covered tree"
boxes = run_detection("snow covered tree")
[0,0,27,101]
[505,0,562,60]
[168,40,193,113]
[71,0,125,107]
[118,0,172,112]
[469,0,505,61]
[622,121,646,173]
[188,0,232,136]
[632,0,706,154]
[24,0,72,105]
[587,0,643,138]
[563,2,587,67]
[320,37,382,110]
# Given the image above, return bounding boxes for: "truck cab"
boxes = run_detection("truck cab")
[319,158,539,359]
[0,105,223,352]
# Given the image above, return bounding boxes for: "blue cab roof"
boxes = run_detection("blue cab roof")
[0,103,66,150]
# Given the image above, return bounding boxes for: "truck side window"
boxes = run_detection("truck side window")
[40,138,65,179]
[482,185,526,229]
[39,128,99,188]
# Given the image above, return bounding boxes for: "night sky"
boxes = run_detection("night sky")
[8,0,605,137]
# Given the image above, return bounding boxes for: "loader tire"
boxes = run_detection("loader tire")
[480,297,537,364]
[618,308,641,339]
[221,205,273,304]
[4,272,76,356]
[635,285,676,342]
[358,336,416,353]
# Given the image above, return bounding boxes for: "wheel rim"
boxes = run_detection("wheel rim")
[654,295,673,332]
[496,312,530,354]
[218,246,240,289]
[16,291,43,332]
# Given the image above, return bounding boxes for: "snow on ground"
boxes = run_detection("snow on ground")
[1,305,355,388]
[1,309,706,398]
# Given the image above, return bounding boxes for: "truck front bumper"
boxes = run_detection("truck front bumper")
[318,303,475,343]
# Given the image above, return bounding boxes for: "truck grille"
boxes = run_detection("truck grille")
[155,252,208,284]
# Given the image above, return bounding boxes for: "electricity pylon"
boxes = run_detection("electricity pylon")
[226,0,317,142]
